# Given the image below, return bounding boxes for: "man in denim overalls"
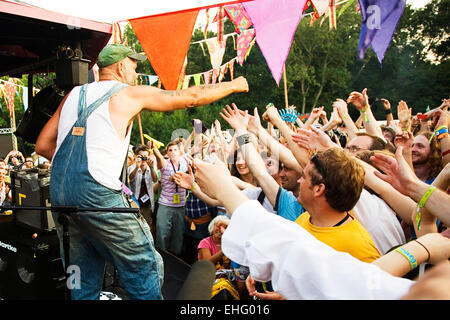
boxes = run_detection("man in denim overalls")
[36,44,249,300]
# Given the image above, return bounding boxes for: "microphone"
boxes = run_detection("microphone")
[177,260,216,300]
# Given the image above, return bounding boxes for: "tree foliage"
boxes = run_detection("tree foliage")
[1,1,448,151]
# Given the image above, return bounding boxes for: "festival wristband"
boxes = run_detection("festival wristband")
[442,149,450,157]
[360,104,370,124]
[394,247,418,270]
[415,185,436,230]
[430,126,448,141]
[384,109,392,115]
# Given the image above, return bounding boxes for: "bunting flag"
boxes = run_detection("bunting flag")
[206,37,226,70]
[183,76,191,89]
[229,58,235,80]
[177,56,189,90]
[204,70,212,84]
[243,0,308,85]
[211,68,219,84]
[204,8,210,40]
[193,74,202,86]
[329,0,337,29]
[224,3,253,34]
[112,22,123,44]
[129,9,200,90]
[216,6,225,45]
[358,0,406,63]
[311,0,330,17]
[4,81,16,117]
[236,28,255,66]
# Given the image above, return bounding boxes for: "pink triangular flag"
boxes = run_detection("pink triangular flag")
[243,0,308,85]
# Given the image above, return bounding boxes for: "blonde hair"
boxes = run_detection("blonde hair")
[208,215,230,235]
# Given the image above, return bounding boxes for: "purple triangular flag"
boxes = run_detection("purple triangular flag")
[243,0,308,85]
[358,0,406,63]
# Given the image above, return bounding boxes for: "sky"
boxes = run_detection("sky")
[22,0,434,24]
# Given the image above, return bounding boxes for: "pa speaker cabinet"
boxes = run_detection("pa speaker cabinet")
[0,223,65,300]
[10,169,55,233]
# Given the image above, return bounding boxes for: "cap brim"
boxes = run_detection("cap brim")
[128,53,147,62]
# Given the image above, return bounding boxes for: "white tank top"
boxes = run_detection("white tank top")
[54,80,132,190]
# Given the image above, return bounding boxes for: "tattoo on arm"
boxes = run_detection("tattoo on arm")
[160,90,182,97]
[197,84,222,90]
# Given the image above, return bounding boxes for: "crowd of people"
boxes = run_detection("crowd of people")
[0,150,52,205]
[123,91,450,300]
[1,43,448,300]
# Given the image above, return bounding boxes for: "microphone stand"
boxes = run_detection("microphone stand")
[0,204,139,300]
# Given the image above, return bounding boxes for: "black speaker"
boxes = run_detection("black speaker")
[10,169,55,233]
[0,223,65,300]
[15,85,68,144]
[55,58,90,89]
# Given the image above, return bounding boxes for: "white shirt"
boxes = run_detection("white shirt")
[222,200,414,300]
[128,164,155,211]
[54,81,132,190]
[353,189,406,255]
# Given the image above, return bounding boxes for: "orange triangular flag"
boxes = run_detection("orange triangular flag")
[129,10,199,90]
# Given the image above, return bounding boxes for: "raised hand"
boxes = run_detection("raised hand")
[262,103,282,124]
[397,100,412,129]
[347,88,369,111]
[394,130,414,150]
[292,125,337,151]
[370,146,418,196]
[173,165,195,190]
[381,98,391,110]
[248,107,262,134]
[220,103,249,132]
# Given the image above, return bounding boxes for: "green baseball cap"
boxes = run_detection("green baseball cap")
[97,44,147,68]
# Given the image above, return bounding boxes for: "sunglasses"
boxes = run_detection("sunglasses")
[310,153,326,180]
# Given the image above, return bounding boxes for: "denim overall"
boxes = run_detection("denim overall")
[50,83,163,300]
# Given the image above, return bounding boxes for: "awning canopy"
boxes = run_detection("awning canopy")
[0,0,112,77]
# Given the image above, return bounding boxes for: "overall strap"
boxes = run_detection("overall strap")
[77,83,128,123]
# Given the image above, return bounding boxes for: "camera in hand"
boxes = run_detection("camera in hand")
[139,156,148,161]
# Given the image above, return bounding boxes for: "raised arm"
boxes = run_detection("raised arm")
[250,107,302,174]
[371,146,450,227]
[372,231,450,277]
[381,99,394,127]
[432,108,450,167]
[262,105,310,169]
[347,88,385,141]
[334,99,359,141]
[220,104,280,206]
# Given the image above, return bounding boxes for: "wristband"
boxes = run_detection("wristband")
[414,240,430,263]
[415,185,436,230]
[394,247,418,270]
[360,104,370,124]
[237,133,251,146]
[430,126,448,141]
[189,182,197,192]
[442,149,450,157]
[384,109,392,115]
[341,114,349,120]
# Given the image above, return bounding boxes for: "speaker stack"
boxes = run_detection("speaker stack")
[0,169,65,300]
[0,222,65,300]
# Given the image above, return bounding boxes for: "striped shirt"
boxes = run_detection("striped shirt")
[158,157,188,207]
